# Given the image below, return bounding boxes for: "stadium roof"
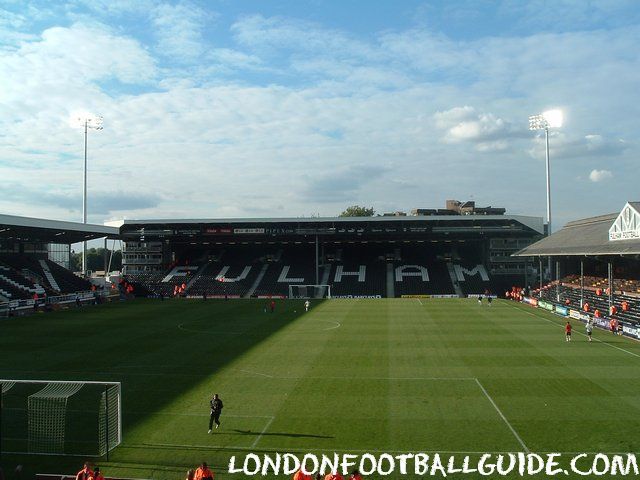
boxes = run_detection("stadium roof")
[110,214,543,232]
[0,214,120,244]
[514,202,640,257]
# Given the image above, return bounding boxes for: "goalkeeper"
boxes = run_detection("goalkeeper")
[208,393,224,433]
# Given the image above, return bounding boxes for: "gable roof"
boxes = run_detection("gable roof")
[514,203,640,257]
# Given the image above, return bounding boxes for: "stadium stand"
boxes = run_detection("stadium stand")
[392,245,454,296]
[0,254,91,294]
[0,262,48,300]
[533,275,640,325]
[450,263,492,296]
[187,246,265,298]
[251,245,317,297]
[117,211,542,299]
[122,244,522,298]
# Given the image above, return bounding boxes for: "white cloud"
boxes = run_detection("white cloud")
[0,5,639,226]
[0,22,156,101]
[231,14,376,60]
[589,169,613,182]
[434,106,517,151]
[151,1,214,61]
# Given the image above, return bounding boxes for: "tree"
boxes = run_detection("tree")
[339,205,375,217]
[69,248,122,272]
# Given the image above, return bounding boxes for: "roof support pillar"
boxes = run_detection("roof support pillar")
[539,257,543,292]
[315,235,319,285]
[556,259,560,302]
[580,259,584,308]
[608,260,613,310]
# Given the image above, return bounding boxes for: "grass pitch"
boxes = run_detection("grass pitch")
[1,298,640,479]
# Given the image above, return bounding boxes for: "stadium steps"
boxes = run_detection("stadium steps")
[185,262,210,292]
[320,264,331,286]
[446,262,464,297]
[386,262,395,298]
[245,263,269,298]
[38,259,61,292]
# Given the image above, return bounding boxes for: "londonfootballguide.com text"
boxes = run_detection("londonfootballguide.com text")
[228,452,639,477]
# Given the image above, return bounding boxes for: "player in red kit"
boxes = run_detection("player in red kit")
[565,321,572,342]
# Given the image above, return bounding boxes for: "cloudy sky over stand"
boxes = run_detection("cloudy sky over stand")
[1,0,638,230]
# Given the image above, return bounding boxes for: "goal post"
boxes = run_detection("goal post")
[0,379,121,457]
[288,284,331,299]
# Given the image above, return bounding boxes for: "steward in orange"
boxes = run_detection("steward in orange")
[325,473,344,480]
[293,469,312,480]
[195,463,214,480]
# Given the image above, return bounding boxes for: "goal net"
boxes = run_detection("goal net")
[0,379,121,457]
[288,284,331,299]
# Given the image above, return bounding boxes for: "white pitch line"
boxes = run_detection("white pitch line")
[134,442,629,456]
[178,323,243,335]
[474,378,529,453]
[322,320,341,331]
[136,442,506,455]
[416,298,424,306]
[514,305,640,359]
[251,415,276,448]
[237,369,274,378]
[276,376,476,381]
[127,411,274,418]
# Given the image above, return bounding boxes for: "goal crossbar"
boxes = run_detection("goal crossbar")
[1,379,120,386]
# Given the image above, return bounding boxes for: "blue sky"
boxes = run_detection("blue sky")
[1,0,639,230]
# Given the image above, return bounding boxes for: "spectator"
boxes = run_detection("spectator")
[89,468,104,480]
[195,463,214,480]
[76,463,94,480]
[324,473,344,480]
[293,469,311,480]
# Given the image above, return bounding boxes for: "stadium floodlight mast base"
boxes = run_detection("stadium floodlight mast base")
[529,109,562,279]
[70,112,103,276]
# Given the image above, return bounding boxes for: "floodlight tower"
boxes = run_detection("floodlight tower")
[70,112,103,275]
[529,109,562,280]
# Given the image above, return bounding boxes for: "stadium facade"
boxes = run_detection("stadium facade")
[111,208,544,299]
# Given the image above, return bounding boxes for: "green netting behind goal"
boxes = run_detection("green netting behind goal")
[1,379,121,456]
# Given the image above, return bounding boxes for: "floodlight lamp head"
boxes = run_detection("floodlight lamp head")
[528,114,545,131]
[69,112,104,130]
[542,109,563,128]
[529,109,563,131]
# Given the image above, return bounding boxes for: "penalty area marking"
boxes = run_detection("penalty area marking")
[474,378,529,453]
[251,415,276,448]
[124,378,526,453]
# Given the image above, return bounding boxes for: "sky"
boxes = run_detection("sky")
[1,0,639,231]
